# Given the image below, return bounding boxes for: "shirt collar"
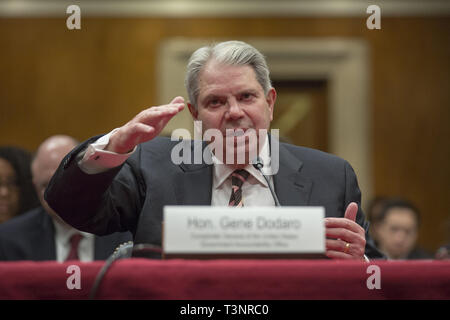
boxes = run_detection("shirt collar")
[211,135,271,189]
[52,217,93,244]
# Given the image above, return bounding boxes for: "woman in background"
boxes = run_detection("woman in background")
[0,146,39,224]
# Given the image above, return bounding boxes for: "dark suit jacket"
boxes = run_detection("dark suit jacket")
[45,136,384,259]
[0,206,132,261]
[407,247,434,260]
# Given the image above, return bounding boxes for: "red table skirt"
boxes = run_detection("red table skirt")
[0,259,448,299]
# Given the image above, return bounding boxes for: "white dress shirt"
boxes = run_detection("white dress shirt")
[52,218,94,262]
[210,137,275,207]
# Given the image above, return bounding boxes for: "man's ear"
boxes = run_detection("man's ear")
[187,103,198,119]
[266,88,277,121]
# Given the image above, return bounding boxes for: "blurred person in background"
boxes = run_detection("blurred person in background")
[366,196,388,246]
[374,198,433,260]
[0,135,132,261]
[435,218,450,260]
[0,146,39,224]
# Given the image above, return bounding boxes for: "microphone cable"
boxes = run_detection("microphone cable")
[89,242,162,299]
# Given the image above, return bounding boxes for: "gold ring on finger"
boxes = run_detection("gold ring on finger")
[344,242,351,254]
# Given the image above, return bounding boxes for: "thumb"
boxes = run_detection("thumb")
[344,202,358,222]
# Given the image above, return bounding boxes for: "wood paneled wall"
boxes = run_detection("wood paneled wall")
[0,17,448,252]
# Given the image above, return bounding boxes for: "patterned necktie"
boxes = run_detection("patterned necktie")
[65,234,83,261]
[228,169,250,207]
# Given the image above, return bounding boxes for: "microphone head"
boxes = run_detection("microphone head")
[252,157,264,170]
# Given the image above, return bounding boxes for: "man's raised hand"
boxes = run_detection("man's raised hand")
[106,97,185,154]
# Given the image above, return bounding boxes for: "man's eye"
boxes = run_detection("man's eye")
[390,226,401,233]
[240,93,253,101]
[208,99,222,107]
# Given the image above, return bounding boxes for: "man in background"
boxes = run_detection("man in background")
[435,218,450,259]
[0,135,131,261]
[366,196,388,246]
[374,198,432,260]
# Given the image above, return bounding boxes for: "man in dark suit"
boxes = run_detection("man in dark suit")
[0,135,131,261]
[45,41,383,260]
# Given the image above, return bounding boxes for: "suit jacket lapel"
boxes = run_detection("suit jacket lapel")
[173,140,213,205]
[273,144,312,206]
[174,140,213,205]
[175,163,213,205]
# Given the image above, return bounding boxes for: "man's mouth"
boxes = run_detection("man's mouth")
[224,128,248,137]
[0,202,9,211]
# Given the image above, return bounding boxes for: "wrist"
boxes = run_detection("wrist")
[105,130,133,154]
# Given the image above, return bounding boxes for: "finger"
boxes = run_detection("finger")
[325,250,365,260]
[326,239,349,252]
[139,99,185,114]
[326,230,365,253]
[326,238,366,260]
[344,202,358,222]
[326,232,366,256]
[164,98,186,113]
[138,104,184,124]
[325,250,353,260]
[326,222,365,237]
[170,96,185,104]
[325,218,364,235]
[144,104,185,115]
[326,227,361,243]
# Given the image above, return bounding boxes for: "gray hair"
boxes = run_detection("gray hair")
[185,40,272,109]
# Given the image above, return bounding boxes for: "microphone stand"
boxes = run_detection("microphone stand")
[252,157,281,207]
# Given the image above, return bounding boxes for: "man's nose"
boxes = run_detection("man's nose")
[393,232,406,243]
[226,99,244,120]
[0,185,10,196]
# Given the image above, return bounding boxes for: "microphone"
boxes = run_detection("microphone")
[252,157,281,207]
